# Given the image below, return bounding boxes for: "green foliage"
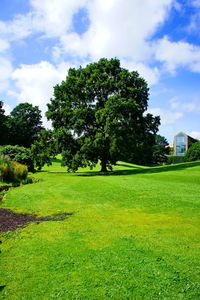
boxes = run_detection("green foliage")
[31,129,56,170]
[0,155,28,183]
[47,58,160,171]
[167,155,186,164]
[185,141,200,162]
[0,101,9,145]
[7,102,43,148]
[152,134,170,164]
[0,145,34,172]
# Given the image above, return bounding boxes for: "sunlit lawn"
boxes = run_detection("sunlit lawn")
[0,159,200,299]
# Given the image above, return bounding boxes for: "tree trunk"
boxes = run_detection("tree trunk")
[100,160,108,172]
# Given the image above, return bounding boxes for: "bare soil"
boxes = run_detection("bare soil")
[0,208,73,233]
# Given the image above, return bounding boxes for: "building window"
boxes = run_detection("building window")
[176,134,186,155]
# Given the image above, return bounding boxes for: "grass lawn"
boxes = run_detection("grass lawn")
[0,159,200,299]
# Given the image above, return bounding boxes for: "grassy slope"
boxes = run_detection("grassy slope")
[0,159,200,299]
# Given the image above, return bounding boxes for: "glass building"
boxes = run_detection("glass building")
[174,132,197,156]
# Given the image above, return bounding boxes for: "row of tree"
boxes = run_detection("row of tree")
[0,58,169,171]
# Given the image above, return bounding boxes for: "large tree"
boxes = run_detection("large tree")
[8,103,43,148]
[46,58,160,172]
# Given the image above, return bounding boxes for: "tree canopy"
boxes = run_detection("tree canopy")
[46,58,160,172]
[8,103,43,148]
[152,134,169,164]
[185,141,200,162]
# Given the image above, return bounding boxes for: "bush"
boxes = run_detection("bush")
[0,145,34,172]
[167,155,186,164]
[185,141,200,162]
[0,155,28,183]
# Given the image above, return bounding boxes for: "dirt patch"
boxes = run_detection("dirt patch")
[0,208,73,233]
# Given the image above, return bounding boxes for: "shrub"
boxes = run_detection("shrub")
[185,141,200,162]
[0,145,34,172]
[0,155,28,183]
[167,155,186,164]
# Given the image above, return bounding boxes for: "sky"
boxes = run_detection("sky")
[0,0,200,144]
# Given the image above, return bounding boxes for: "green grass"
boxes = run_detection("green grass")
[0,159,200,299]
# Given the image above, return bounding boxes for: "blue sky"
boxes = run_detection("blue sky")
[0,0,200,144]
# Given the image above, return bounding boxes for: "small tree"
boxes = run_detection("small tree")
[185,141,200,162]
[46,58,160,172]
[152,135,169,164]
[8,103,43,148]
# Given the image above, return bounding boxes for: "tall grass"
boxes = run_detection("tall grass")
[0,155,28,183]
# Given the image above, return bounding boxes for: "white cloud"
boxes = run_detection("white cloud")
[170,98,200,113]
[9,61,74,125]
[121,60,160,85]
[56,0,174,62]
[0,16,33,42]
[155,36,200,74]
[0,0,88,44]
[29,0,88,37]
[148,108,183,125]
[189,131,200,140]
[3,103,12,115]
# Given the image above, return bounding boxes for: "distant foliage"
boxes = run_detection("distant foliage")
[0,101,9,145]
[152,135,169,164]
[0,145,34,172]
[185,141,200,162]
[167,155,185,164]
[7,102,43,148]
[0,155,28,183]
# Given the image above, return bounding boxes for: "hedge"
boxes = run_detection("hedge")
[166,155,186,164]
[0,145,34,172]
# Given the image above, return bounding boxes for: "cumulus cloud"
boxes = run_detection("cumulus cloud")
[29,0,88,37]
[0,16,33,42]
[0,0,88,42]
[56,0,174,62]
[170,98,200,113]
[9,61,75,125]
[148,108,183,125]
[3,103,12,115]
[121,60,160,85]
[189,131,200,140]
[155,36,200,74]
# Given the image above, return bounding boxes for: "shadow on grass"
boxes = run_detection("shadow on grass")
[117,163,144,169]
[0,286,6,292]
[76,161,200,177]
[51,157,62,164]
